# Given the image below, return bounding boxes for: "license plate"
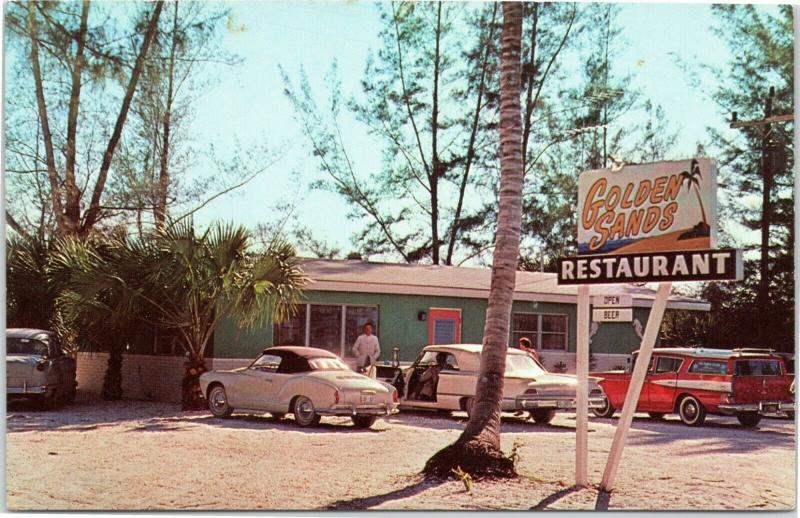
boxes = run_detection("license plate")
[557,400,572,408]
[361,393,373,404]
[761,403,779,413]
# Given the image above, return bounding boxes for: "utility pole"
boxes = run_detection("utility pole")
[730,86,793,345]
[758,87,774,345]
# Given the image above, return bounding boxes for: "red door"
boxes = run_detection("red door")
[428,309,462,345]
[643,356,682,413]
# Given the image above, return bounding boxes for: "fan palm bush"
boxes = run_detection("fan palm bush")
[54,220,306,409]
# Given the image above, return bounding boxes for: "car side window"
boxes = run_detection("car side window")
[251,354,281,372]
[654,357,683,374]
[276,355,311,374]
[442,354,459,371]
[688,360,728,375]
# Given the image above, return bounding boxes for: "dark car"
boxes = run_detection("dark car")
[7,328,77,406]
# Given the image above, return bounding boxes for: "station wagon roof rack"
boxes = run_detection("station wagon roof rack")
[732,347,775,354]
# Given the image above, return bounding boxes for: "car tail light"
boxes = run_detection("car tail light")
[334,390,340,404]
[392,389,399,403]
[36,361,47,372]
[721,392,733,404]
[524,388,538,396]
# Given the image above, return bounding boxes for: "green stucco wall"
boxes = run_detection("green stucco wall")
[211,290,657,360]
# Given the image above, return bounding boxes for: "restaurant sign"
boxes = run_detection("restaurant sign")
[558,248,743,285]
[578,158,717,256]
[558,158,742,285]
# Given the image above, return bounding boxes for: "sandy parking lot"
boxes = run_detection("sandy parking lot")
[5,393,796,511]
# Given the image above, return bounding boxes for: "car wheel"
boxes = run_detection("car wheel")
[463,397,475,419]
[648,412,666,419]
[678,395,706,426]
[293,396,321,427]
[351,415,377,428]
[208,385,234,418]
[529,409,557,425]
[736,412,762,428]
[592,396,616,418]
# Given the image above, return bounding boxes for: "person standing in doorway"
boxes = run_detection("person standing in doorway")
[352,322,380,373]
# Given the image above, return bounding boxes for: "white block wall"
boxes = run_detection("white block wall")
[76,351,631,403]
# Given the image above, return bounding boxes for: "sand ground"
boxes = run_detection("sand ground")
[5,394,796,511]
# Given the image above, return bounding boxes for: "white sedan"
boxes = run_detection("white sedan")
[199,346,398,428]
[373,344,605,424]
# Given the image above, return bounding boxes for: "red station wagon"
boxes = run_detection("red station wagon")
[591,348,795,427]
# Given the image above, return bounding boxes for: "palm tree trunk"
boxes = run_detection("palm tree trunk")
[424,2,524,479]
[181,353,208,411]
[693,187,708,225]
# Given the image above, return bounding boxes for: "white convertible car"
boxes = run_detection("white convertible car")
[372,344,606,424]
[199,346,398,428]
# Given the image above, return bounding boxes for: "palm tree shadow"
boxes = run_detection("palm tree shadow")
[325,478,443,510]
[530,485,584,510]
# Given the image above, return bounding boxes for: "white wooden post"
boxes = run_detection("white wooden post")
[575,284,590,487]
[600,282,672,492]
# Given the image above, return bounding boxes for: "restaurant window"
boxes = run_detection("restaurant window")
[154,328,182,356]
[273,305,307,346]
[272,303,380,357]
[512,313,568,351]
[309,305,342,354]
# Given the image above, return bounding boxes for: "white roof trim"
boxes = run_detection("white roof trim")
[308,279,711,312]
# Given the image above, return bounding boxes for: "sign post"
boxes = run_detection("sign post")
[557,158,741,492]
[600,281,671,491]
[575,284,590,486]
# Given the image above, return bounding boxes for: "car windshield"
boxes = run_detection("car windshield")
[308,357,349,371]
[7,337,49,356]
[506,353,547,376]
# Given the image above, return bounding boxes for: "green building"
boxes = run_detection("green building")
[211,259,709,373]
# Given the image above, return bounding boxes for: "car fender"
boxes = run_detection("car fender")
[200,370,247,405]
[273,376,339,413]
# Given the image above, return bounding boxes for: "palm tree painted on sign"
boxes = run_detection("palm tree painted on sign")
[678,159,710,239]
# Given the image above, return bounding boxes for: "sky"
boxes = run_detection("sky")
[178,2,751,256]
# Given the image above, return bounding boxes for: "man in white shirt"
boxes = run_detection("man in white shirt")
[352,323,380,372]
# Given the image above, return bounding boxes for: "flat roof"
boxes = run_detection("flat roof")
[298,259,710,311]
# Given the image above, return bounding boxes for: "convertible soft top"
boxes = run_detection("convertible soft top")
[263,346,339,359]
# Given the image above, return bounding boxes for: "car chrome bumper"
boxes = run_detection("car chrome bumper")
[7,384,47,395]
[717,402,795,415]
[511,396,607,411]
[322,404,399,416]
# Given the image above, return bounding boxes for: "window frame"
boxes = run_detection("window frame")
[250,353,282,372]
[652,356,684,374]
[511,312,569,351]
[272,302,380,358]
[687,359,728,375]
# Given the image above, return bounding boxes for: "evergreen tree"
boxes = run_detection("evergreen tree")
[701,5,793,351]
